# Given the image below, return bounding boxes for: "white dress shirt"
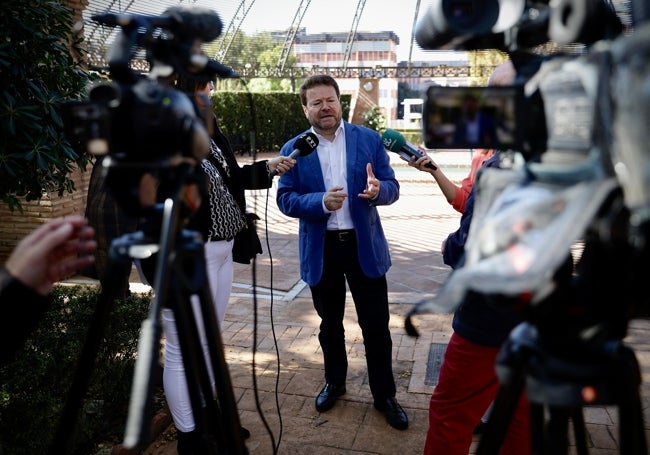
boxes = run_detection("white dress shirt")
[313,124,354,230]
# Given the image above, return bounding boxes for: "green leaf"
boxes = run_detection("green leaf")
[0,0,90,208]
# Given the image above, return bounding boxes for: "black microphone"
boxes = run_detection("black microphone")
[381,129,437,171]
[271,132,318,177]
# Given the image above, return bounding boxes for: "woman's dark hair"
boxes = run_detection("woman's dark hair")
[175,75,210,93]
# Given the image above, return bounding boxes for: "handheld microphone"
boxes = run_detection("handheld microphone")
[381,129,437,170]
[272,132,318,177]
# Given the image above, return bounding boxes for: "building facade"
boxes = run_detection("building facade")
[292,31,399,124]
[292,30,469,127]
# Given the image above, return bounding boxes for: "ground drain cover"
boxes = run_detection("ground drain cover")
[425,343,448,386]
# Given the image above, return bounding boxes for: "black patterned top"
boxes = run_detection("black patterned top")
[186,116,273,242]
[200,139,245,241]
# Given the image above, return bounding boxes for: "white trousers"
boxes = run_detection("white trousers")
[162,239,234,432]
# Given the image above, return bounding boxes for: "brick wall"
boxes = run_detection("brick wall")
[67,0,88,22]
[0,169,92,263]
[0,0,91,264]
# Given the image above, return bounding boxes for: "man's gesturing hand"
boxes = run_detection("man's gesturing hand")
[324,186,348,211]
[358,163,380,199]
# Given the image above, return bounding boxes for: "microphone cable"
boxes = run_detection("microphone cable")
[262,183,284,454]
[239,77,283,454]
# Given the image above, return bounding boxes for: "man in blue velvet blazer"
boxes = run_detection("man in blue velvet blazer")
[276,75,408,430]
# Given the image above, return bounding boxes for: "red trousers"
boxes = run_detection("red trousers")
[423,332,530,455]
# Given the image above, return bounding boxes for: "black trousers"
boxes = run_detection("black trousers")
[309,230,397,401]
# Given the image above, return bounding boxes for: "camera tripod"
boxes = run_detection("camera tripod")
[49,163,247,454]
[475,320,646,455]
[471,185,648,455]
[473,235,648,455]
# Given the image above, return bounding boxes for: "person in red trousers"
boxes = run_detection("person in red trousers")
[422,61,532,455]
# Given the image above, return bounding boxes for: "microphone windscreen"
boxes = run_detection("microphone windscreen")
[381,128,406,152]
[301,132,319,154]
[293,132,319,156]
[163,6,223,42]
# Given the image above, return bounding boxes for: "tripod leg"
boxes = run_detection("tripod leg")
[122,310,163,449]
[546,407,570,455]
[169,286,221,452]
[531,405,579,455]
[569,408,589,455]
[163,233,247,455]
[476,324,532,455]
[617,345,647,455]
[476,368,527,455]
[530,403,545,455]
[48,240,132,454]
[194,272,247,455]
[619,391,648,455]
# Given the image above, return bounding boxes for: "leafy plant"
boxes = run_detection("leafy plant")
[0,285,153,455]
[211,91,351,153]
[0,0,93,210]
[362,105,387,133]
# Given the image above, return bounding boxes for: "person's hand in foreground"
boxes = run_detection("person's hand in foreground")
[5,216,96,296]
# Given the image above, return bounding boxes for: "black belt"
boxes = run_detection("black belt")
[326,229,355,242]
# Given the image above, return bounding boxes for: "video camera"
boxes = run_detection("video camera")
[409,5,650,450]
[416,0,625,161]
[410,0,650,331]
[64,6,235,218]
[54,8,253,454]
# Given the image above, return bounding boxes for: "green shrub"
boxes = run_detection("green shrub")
[0,285,152,455]
[362,106,387,133]
[212,91,351,154]
[401,129,424,146]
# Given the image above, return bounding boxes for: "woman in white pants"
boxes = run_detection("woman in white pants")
[161,77,295,454]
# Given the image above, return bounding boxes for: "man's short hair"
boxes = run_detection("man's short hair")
[299,75,340,106]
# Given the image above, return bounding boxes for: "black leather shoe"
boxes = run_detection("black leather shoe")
[374,397,408,430]
[315,383,346,412]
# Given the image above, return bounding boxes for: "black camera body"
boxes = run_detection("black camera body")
[65,6,231,217]
[91,79,204,163]
[417,1,650,212]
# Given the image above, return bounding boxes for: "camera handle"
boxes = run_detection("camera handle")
[476,321,646,455]
[49,165,247,454]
